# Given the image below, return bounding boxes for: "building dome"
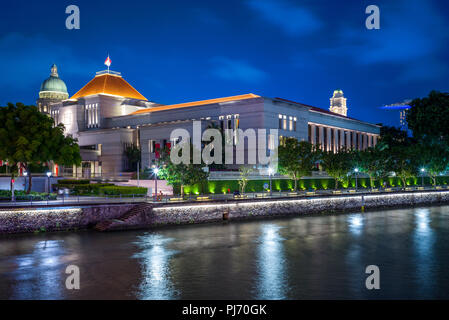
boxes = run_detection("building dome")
[39,64,69,99]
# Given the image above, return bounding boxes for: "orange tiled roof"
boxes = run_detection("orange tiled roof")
[130,93,260,115]
[71,73,147,100]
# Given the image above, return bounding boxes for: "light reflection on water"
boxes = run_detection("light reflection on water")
[132,234,178,300]
[413,208,435,297]
[254,224,287,299]
[1,205,449,299]
[10,240,65,299]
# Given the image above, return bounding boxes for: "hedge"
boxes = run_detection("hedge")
[0,190,57,201]
[53,183,115,195]
[57,179,90,185]
[172,176,449,195]
[98,186,148,196]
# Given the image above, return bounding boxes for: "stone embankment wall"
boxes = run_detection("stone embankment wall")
[149,191,449,226]
[2,191,449,234]
[0,204,135,234]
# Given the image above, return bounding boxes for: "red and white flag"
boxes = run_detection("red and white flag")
[105,55,111,67]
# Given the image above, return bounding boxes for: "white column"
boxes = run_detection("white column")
[352,132,355,149]
[326,127,332,152]
[332,129,339,152]
[340,130,345,149]
[358,133,362,150]
[310,124,316,146]
[319,126,324,150]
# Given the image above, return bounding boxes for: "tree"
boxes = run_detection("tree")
[156,142,209,196]
[0,103,81,193]
[376,125,419,188]
[278,138,321,191]
[124,144,141,171]
[321,149,353,189]
[238,166,253,194]
[387,144,418,188]
[416,139,449,186]
[355,146,388,188]
[406,91,449,141]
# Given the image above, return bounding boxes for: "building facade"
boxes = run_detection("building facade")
[38,66,381,177]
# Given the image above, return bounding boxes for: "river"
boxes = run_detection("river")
[1,205,449,299]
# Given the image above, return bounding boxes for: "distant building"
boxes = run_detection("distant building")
[380,100,412,130]
[37,65,380,178]
[329,89,347,116]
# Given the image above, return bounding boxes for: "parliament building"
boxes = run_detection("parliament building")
[37,65,380,178]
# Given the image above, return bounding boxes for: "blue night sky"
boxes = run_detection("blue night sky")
[0,0,448,126]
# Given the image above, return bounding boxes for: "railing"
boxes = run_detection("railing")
[1,185,448,208]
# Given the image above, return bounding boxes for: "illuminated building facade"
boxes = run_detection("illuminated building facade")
[380,100,412,130]
[39,66,380,177]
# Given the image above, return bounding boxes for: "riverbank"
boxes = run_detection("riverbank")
[2,189,449,234]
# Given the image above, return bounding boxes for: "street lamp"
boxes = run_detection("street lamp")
[420,168,425,188]
[354,168,359,190]
[268,167,273,196]
[23,171,28,192]
[153,167,159,201]
[46,171,52,194]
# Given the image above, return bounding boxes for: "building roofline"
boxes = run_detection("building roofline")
[129,93,261,115]
[273,97,381,128]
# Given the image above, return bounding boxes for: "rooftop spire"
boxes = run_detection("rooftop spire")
[50,64,59,77]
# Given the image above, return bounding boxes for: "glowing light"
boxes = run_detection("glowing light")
[46,172,52,177]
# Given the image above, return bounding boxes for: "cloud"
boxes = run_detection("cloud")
[246,0,322,36]
[211,57,268,83]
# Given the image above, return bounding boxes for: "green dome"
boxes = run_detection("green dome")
[40,76,68,93]
[39,64,68,94]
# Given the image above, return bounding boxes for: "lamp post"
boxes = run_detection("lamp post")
[421,168,425,187]
[354,168,359,191]
[46,171,52,194]
[23,171,28,192]
[137,161,140,187]
[153,167,159,201]
[268,167,273,197]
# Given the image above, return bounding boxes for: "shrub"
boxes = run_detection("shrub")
[72,183,114,195]
[57,179,90,185]
[171,176,449,195]
[0,190,57,201]
[99,186,148,196]
[53,182,114,195]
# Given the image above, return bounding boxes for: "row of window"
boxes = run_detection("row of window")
[278,114,297,131]
[308,124,376,151]
[219,114,240,144]
[86,103,99,128]
[51,109,60,124]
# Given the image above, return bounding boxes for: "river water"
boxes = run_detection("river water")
[1,205,449,299]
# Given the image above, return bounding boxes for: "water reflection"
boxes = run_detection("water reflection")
[254,224,287,299]
[347,214,364,236]
[413,208,435,297]
[10,240,65,299]
[133,234,178,300]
